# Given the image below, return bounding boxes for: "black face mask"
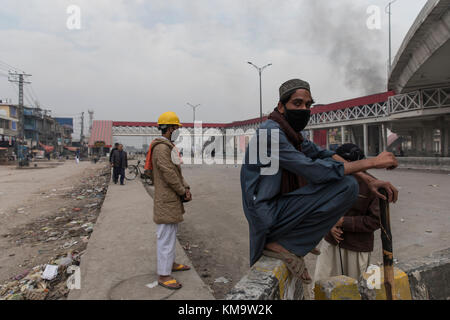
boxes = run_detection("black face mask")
[284,106,311,132]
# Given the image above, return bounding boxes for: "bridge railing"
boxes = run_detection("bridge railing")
[388,87,450,115]
[309,102,389,126]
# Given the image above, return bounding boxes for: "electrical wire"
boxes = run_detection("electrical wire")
[0,59,25,73]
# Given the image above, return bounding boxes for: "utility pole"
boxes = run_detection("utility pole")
[8,72,31,143]
[187,103,201,123]
[8,72,31,161]
[247,62,272,121]
[88,110,94,137]
[80,112,85,143]
[386,0,398,72]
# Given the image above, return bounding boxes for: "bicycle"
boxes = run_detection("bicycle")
[125,160,153,185]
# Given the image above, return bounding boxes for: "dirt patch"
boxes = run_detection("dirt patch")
[0,165,111,300]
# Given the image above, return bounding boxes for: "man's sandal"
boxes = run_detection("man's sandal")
[263,250,312,285]
[159,279,182,290]
[172,264,191,272]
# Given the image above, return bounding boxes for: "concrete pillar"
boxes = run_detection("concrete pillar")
[416,128,423,155]
[424,127,433,155]
[381,123,388,151]
[363,123,369,157]
[349,126,357,145]
[326,129,330,150]
[442,126,449,157]
[341,126,345,145]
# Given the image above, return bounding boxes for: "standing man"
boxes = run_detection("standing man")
[111,144,128,185]
[240,79,399,283]
[314,143,381,282]
[110,143,120,182]
[110,143,119,164]
[147,111,192,290]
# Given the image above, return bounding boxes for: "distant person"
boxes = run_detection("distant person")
[109,143,119,164]
[146,112,192,290]
[314,144,381,282]
[111,144,128,185]
[75,149,80,164]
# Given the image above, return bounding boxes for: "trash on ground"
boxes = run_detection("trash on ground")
[41,265,59,281]
[214,277,230,284]
[145,281,158,289]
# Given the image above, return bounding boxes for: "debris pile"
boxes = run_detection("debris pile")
[0,251,83,300]
[0,165,111,300]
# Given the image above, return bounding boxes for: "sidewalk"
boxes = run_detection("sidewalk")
[68,178,214,300]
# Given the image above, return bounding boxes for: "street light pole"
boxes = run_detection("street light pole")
[187,103,201,123]
[386,0,398,71]
[248,62,272,121]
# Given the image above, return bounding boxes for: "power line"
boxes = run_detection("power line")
[0,59,25,73]
[29,85,40,104]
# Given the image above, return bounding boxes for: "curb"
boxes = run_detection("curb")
[313,247,450,300]
[226,256,304,300]
[397,247,450,300]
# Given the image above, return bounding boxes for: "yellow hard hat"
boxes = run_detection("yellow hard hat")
[157,111,182,127]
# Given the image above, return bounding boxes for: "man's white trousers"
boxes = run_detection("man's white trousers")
[156,224,178,276]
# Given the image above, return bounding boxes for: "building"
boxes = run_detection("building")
[55,118,74,151]
[0,103,18,149]
[88,120,113,157]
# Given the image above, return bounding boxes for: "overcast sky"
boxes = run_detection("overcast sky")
[0,0,428,134]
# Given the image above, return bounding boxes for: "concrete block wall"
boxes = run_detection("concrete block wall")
[227,248,450,300]
[397,247,450,300]
[226,256,304,300]
[314,248,450,300]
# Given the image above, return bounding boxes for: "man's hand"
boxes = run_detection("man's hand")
[369,179,399,203]
[373,151,398,170]
[335,217,344,228]
[183,189,192,202]
[331,226,344,243]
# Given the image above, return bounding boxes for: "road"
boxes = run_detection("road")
[178,165,450,298]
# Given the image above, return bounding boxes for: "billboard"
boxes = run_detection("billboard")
[55,117,74,129]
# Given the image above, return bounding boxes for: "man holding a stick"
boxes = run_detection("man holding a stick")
[314,143,381,283]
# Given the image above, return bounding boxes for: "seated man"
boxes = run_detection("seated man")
[314,144,381,283]
[240,79,399,284]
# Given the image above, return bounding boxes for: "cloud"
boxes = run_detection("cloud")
[0,0,428,131]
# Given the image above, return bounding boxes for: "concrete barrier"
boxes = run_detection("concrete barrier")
[226,256,304,300]
[397,157,450,172]
[314,276,361,300]
[314,248,450,300]
[397,248,450,300]
[315,267,412,300]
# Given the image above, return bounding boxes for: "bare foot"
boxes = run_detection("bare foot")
[301,269,312,282]
[266,242,312,281]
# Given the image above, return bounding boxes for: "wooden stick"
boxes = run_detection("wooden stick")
[379,188,395,300]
